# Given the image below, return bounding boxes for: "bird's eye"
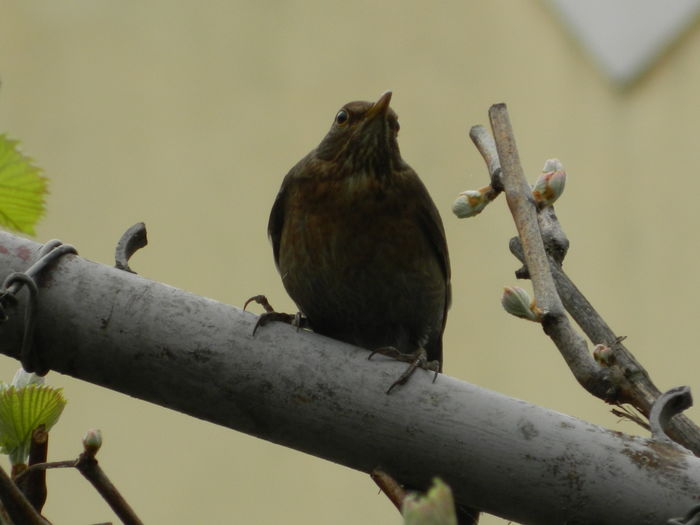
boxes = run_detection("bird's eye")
[335,110,349,126]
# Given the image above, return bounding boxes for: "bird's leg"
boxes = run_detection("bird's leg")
[368,347,440,394]
[244,295,309,334]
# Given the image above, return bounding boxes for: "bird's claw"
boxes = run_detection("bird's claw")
[369,347,439,394]
[244,294,276,313]
[245,295,308,335]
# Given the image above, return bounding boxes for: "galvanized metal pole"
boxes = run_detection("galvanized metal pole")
[0,231,696,524]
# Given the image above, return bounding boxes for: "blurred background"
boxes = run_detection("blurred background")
[2,1,700,523]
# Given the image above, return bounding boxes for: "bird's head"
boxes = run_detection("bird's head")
[316,91,402,177]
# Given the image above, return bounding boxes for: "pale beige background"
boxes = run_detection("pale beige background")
[1,1,699,524]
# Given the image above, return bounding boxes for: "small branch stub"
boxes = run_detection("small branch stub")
[371,469,407,512]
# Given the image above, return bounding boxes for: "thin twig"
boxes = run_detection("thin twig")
[370,469,406,512]
[13,461,76,483]
[488,105,561,313]
[488,104,612,399]
[612,406,651,431]
[75,452,144,525]
[469,125,503,191]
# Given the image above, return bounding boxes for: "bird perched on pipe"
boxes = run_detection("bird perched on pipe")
[250,91,478,523]
[254,91,450,391]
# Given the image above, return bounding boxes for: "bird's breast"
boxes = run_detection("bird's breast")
[276,172,446,351]
[281,174,415,269]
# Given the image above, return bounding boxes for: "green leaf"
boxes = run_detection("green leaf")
[402,478,458,525]
[0,384,66,465]
[0,134,48,235]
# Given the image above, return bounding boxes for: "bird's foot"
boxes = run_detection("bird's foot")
[368,347,440,394]
[244,294,308,335]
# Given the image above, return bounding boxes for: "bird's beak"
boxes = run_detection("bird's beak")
[366,90,392,120]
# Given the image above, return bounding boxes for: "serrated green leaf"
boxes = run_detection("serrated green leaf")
[402,478,458,525]
[0,385,66,465]
[0,134,48,235]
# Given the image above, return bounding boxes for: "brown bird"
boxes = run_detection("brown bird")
[255,91,478,524]
[261,90,450,391]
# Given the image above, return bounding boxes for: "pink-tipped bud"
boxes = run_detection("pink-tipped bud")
[501,286,542,322]
[593,344,615,366]
[82,428,102,456]
[532,159,566,207]
[452,185,492,218]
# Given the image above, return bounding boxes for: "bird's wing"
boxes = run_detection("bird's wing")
[389,168,452,367]
[410,175,451,309]
[268,153,313,268]
[407,172,452,367]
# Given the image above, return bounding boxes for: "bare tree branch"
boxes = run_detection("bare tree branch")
[469,103,700,455]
